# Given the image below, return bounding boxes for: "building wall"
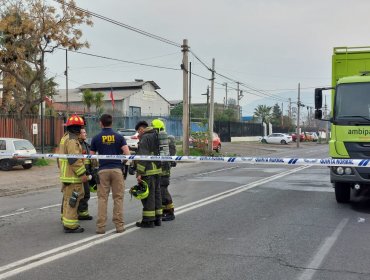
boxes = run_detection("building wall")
[126,90,170,116]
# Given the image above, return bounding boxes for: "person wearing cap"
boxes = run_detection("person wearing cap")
[59,114,88,233]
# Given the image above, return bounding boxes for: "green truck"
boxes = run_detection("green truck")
[315,46,370,203]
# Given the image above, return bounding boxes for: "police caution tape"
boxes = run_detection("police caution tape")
[3,153,370,167]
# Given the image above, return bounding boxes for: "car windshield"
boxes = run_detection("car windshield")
[14,140,35,150]
[335,82,370,120]
[118,130,136,136]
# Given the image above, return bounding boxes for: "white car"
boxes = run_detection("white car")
[0,138,37,171]
[117,128,139,151]
[260,133,292,145]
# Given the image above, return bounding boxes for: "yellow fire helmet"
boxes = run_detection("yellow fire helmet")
[151,119,165,131]
[129,180,149,200]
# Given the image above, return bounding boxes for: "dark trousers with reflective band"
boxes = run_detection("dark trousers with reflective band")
[141,175,162,222]
[78,182,90,217]
[160,175,174,215]
[62,183,84,229]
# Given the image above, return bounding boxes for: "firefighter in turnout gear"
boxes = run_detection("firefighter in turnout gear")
[77,128,95,220]
[134,120,162,228]
[151,119,177,221]
[59,115,88,233]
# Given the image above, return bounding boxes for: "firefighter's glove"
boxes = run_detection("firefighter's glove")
[128,166,136,175]
[80,174,88,183]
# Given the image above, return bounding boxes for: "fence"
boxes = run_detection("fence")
[0,115,65,149]
[0,115,265,149]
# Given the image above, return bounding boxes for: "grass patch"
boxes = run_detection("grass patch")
[177,148,224,157]
[33,158,52,166]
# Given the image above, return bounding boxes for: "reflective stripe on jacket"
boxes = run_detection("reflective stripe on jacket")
[135,127,162,176]
[59,132,86,183]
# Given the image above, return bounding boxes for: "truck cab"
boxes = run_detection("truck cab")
[315,47,370,203]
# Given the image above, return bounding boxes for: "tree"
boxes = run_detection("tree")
[94,91,104,115]
[271,103,282,126]
[214,108,238,121]
[0,0,92,139]
[170,103,183,117]
[253,104,272,124]
[82,89,94,113]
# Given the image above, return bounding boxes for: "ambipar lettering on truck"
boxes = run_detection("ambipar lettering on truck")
[348,128,370,136]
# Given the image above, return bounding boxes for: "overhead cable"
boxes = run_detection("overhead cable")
[58,47,180,71]
[52,0,181,48]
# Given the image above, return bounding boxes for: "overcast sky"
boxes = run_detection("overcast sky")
[45,0,370,116]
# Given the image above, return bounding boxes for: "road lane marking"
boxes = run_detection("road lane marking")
[0,211,30,218]
[298,218,349,280]
[0,165,310,279]
[195,166,240,176]
[0,167,240,219]
[38,204,62,210]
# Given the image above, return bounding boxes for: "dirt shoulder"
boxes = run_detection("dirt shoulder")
[0,160,60,197]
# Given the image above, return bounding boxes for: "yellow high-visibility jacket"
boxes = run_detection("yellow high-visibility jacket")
[59,132,86,183]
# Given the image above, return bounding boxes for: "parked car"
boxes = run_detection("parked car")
[260,133,292,144]
[189,132,222,152]
[305,132,318,142]
[117,128,139,151]
[290,133,305,142]
[0,138,37,171]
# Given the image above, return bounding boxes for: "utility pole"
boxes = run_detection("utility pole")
[296,83,301,148]
[281,102,284,127]
[201,86,210,118]
[189,62,192,133]
[65,49,69,116]
[182,39,190,155]
[237,82,240,121]
[208,58,215,153]
[224,82,228,108]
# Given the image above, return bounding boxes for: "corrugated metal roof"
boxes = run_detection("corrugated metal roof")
[77,81,160,90]
[54,88,140,102]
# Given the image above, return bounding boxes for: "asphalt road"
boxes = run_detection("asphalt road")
[1,143,370,280]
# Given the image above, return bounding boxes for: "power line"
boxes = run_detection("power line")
[57,47,181,71]
[52,0,181,48]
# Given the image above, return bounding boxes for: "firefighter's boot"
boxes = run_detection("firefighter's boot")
[63,226,84,233]
[162,208,175,221]
[154,217,162,226]
[136,221,154,228]
[78,215,93,220]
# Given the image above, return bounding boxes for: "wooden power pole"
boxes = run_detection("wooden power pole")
[182,39,190,155]
[208,58,215,153]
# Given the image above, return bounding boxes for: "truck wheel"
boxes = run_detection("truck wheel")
[0,159,13,171]
[22,164,33,170]
[334,182,351,203]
